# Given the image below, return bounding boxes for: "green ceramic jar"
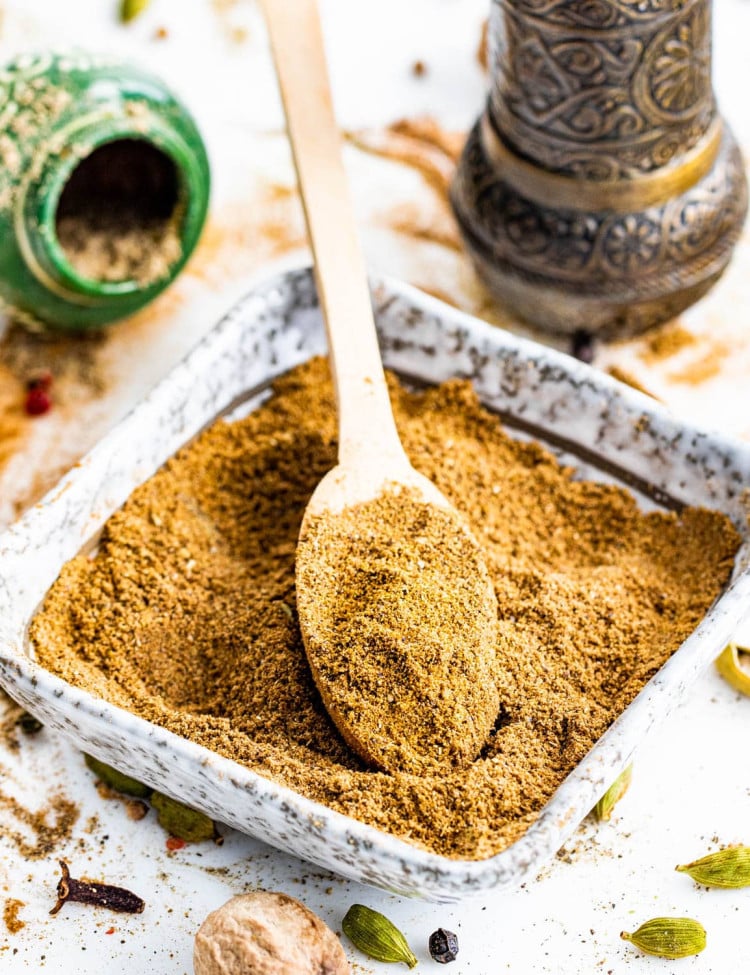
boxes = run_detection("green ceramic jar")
[0,51,210,331]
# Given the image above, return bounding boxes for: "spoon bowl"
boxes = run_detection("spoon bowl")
[296,464,500,775]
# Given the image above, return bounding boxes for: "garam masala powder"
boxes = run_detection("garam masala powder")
[296,485,500,776]
[31,357,740,860]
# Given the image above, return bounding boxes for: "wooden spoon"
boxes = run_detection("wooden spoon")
[262,0,500,775]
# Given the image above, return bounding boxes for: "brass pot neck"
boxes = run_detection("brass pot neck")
[480,112,722,213]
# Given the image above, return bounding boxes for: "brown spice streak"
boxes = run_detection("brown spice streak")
[3,898,25,934]
[640,320,698,363]
[0,364,26,475]
[0,792,79,858]
[0,692,25,751]
[606,366,660,401]
[346,117,462,200]
[30,359,740,860]
[477,18,489,72]
[667,341,730,385]
[383,203,462,252]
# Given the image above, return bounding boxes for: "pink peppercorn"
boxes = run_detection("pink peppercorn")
[25,387,52,416]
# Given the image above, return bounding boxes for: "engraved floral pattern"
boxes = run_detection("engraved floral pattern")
[490,0,713,178]
[500,0,696,30]
[603,215,662,271]
[641,2,712,118]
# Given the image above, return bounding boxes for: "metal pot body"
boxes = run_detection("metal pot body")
[452,0,747,337]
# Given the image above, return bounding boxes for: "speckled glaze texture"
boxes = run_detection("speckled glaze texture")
[1,267,749,902]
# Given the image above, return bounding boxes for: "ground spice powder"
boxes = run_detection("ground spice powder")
[3,898,25,934]
[57,210,182,286]
[0,791,79,859]
[296,487,499,775]
[30,358,740,859]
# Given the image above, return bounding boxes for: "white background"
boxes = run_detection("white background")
[1,1,749,973]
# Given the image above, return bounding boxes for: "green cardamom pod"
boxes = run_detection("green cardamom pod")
[676,846,750,888]
[593,764,633,822]
[621,918,706,959]
[120,0,152,23]
[84,754,152,798]
[151,791,216,842]
[715,643,750,696]
[342,904,417,968]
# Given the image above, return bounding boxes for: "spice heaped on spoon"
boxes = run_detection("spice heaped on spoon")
[260,0,500,775]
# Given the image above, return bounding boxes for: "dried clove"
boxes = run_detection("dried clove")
[50,861,145,916]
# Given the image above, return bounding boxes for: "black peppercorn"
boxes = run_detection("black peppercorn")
[429,928,459,963]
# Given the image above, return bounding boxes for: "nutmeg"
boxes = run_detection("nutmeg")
[194,891,351,975]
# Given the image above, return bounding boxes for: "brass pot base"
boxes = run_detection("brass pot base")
[452,116,748,339]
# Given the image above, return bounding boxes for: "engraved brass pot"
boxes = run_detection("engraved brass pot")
[452,0,748,338]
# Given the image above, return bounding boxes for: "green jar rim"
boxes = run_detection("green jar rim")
[18,107,209,306]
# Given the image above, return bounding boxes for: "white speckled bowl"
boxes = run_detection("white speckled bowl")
[1,267,749,902]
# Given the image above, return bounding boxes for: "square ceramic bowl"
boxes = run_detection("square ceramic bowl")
[1,267,749,902]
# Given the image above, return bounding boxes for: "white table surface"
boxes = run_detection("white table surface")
[1,1,749,973]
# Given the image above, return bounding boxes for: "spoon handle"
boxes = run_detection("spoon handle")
[261,0,406,466]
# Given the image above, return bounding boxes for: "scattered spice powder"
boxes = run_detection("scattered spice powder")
[30,358,740,859]
[0,791,79,858]
[667,341,731,386]
[640,320,698,363]
[413,285,462,310]
[606,365,660,401]
[57,211,182,286]
[381,201,462,252]
[0,692,25,751]
[188,186,306,289]
[0,321,106,395]
[346,118,461,201]
[3,898,25,934]
[0,365,25,474]
[477,17,489,72]
[388,117,464,163]
[93,780,149,821]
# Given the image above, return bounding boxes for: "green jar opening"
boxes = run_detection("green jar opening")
[0,53,211,331]
[53,138,181,291]
[29,122,206,304]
